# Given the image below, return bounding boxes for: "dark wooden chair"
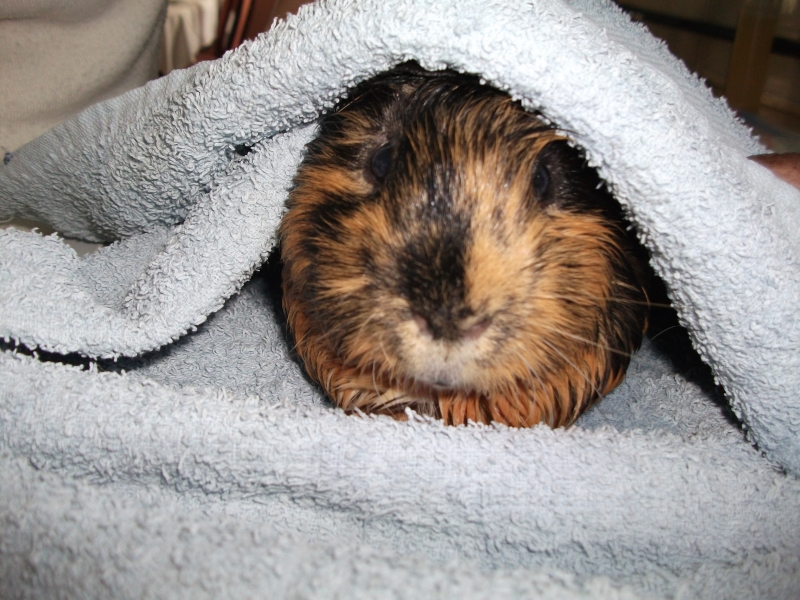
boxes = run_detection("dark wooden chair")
[195,0,307,62]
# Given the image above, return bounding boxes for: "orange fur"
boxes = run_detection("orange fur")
[279,64,648,428]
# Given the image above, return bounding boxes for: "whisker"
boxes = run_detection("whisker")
[647,325,681,343]
[511,349,545,413]
[534,322,634,358]
[354,311,382,341]
[371,357,380,398]
[540,338,604,404]
[287,328,306,354]
[377,339,392,365]
[526,292,669,309]
[313,309,379,352]
[307,321,346,348]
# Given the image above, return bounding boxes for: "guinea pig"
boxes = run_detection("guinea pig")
[278,62,649,428]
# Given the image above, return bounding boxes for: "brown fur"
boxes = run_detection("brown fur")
[279,63,649,428]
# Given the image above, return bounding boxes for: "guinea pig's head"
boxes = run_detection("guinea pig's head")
[280,63,648,427]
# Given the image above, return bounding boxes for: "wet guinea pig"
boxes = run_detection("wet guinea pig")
[279,63,649,428]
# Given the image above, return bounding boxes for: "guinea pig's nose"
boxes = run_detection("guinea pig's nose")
[412,312,492,341]
[463,316,492,341]
[412,313,433,338]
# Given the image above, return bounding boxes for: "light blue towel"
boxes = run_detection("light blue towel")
[1,1,799,598]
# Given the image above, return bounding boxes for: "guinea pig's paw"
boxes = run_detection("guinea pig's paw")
[319,362,405,415]
[436,389,542,428]
[437,390,491,426]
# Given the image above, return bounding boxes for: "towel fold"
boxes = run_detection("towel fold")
[1,1,799,597]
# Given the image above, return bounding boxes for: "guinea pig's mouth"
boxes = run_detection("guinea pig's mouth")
[409,370,472,393]
[396,344,490,394]
[426,380,457,391]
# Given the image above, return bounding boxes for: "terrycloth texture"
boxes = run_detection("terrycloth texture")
[1,0,799,598]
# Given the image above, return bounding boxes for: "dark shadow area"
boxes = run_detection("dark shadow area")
[258,244,321,381]
[0,339,94,370]
[644,273,742,428]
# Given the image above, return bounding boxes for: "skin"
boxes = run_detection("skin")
[279,64,649,428]
[749,153,800,191]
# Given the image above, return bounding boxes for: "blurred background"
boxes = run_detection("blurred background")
[619,0,800,152]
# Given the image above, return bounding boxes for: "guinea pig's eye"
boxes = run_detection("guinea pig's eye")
[533,161,550,198]
[370,144,393,181]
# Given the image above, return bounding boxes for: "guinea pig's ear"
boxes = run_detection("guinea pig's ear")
[749,153,800,191]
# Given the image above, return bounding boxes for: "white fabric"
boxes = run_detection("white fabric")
[0,1,799,598]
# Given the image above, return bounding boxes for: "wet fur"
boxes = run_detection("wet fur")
[279,64,649,427]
